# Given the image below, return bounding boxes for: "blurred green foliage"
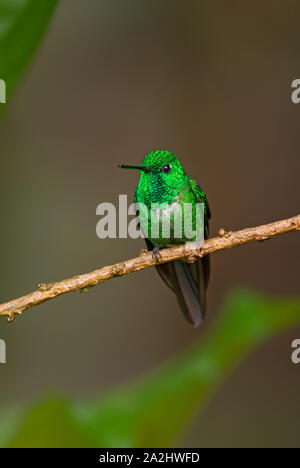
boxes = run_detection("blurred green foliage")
[0,0,57,113]
[1,289,299,447]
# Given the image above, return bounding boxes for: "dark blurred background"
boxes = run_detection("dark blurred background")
[0,0,299,447]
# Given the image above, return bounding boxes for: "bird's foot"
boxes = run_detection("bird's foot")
[152,246,162,263]
[195,237,203,253]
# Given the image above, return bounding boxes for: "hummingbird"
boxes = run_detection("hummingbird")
[119,150,211,326]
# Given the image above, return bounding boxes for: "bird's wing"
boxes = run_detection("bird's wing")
[189,178,211,236]
[189,177,211,289]
[164,178,210,325]
[137,181,211,326]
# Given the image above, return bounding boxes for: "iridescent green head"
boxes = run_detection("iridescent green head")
[119,150,185,192]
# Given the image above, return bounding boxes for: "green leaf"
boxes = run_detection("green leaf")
[75,289,300,447]
[0,407,23,447]
[3,289,300,448]
[0,0,58,111]
[6,398,97,448]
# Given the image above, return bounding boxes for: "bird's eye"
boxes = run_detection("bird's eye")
[161,164,172,174]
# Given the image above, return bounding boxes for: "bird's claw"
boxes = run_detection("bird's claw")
[152,247,162,263]
[196,237,203,252]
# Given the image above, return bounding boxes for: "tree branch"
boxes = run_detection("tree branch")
[0,214,299,321]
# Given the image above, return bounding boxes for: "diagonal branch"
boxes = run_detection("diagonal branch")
[0,214,299,321]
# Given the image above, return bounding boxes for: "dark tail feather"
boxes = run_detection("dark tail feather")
[168,259,206,327]
[144,238,209,326]
[202,254,210,289]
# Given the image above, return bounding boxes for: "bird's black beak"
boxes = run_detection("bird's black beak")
[118,165,150,173]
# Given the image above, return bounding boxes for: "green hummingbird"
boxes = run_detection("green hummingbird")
[119,150,211,326]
